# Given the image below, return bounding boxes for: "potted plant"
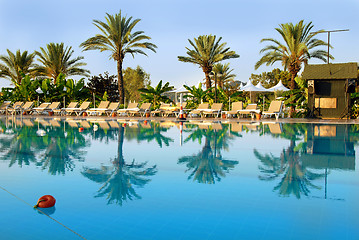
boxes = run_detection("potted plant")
[255,112,262,120]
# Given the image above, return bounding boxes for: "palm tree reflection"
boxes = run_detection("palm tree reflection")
[82,126,157,205]
[255,123,325,199]
[179,124,239,184]
[0,119,88,175]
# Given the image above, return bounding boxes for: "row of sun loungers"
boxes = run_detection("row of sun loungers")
[0,100,285,120]
[221,101,284,120]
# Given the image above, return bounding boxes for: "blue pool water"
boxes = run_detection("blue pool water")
[0,118,358,240]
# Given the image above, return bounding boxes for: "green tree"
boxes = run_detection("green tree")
[123,66,151,102]
[87,72,119,102]
[12,75,40,101]
[282,76,308,117]
[183,83,211,107]
[64,78,89,102]
[0,49,37,84]
[178,35,239,89]
[138,80,174,109]
[35,42,90,83]
[255,20,331,116]
[80,11,157,104]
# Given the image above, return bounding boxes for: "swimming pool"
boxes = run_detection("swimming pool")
[0,118,358,240]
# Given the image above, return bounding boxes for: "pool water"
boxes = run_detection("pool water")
[0,118,358,240]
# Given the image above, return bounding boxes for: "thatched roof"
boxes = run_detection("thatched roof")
[302,62,358,80]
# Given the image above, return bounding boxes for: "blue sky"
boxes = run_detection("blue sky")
[0,0,358,89]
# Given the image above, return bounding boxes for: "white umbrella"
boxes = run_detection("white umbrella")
[241,81,270,104]
[167,86,190,104]
[255,82,272,92]
[268,80,290,91]
[240,81,261,91]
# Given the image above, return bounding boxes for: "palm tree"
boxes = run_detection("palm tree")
[80,11,157,104]
[212,63,236,89]
[183,83,211,105]
[138,80,174,109]
[178,35,239,89]
[35,42,90,83]
[0,49,36,84]
[255,20,331,116]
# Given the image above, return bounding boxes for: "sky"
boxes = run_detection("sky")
[0,0,358,89]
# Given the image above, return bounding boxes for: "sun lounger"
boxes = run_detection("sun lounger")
[128,103,152,117]
[262,101,284,120]
[32,102,60,115]
[31,103,51,115]
[151,103,171,117]
[189,103,209,117]
[163,102,187,117]
[201,103,223,118]
[20,102,34,115]
[105,102,120,116]
[65,101,91,116]
[45,102,61,114]
[6,102,24,115]
[223,102,243,118]
[117,102,139,116]
[238,104,260,118]
[86,101,110,116]
[0,101,11,114]
[54,102,78,116]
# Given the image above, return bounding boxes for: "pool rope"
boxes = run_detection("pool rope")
[0,185,87,240]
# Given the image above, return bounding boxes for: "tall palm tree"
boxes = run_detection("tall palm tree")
[35,42,90,83]
[212,63,236,89]
[80,11,157,104]
[0,49,36,84]
[255,20,331,116]
[178,35,239,89]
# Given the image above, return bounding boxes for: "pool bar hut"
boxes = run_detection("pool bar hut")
[302,62,358,119]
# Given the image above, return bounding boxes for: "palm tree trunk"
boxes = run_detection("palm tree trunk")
[117,60,125,104]
[289,71,298,118]
[204,71,211,89]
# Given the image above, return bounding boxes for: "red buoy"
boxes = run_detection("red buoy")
[34,195,56,208]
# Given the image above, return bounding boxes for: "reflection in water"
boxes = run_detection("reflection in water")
[82,125,157,205]
[0,118,357,203]
[178,123,239,184]
[256,123,356,199]
[36,206,56,216]
[0,118,88,174]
